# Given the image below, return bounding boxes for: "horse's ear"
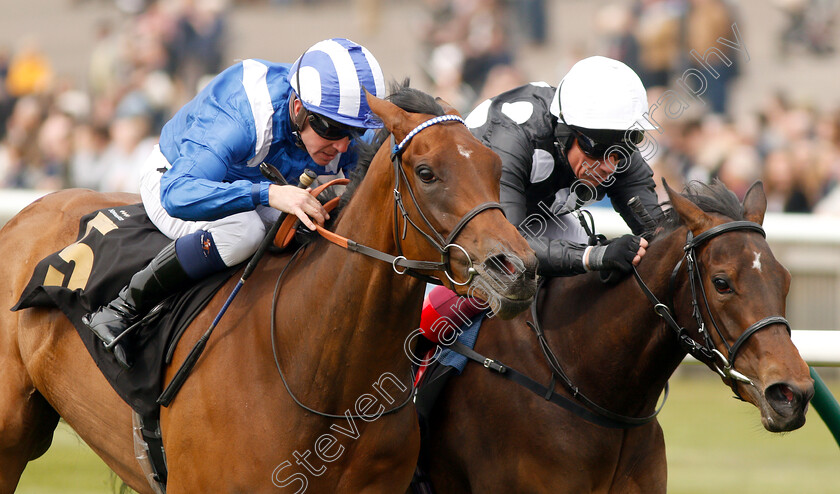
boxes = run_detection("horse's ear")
[663,178,713,234]
[435,97,462,117]
[365,88,411,142]
[742,180,767,226]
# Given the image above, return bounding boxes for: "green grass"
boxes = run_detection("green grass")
[660,368,840,494]
[16,422,120,494]
[14,372,840,493]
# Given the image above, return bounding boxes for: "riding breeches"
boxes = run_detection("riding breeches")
[140,146,279,267]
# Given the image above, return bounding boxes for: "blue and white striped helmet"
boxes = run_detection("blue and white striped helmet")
[289,38,386,129]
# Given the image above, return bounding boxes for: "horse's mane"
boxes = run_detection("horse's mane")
[656,180,745,237]
[557,180,747,304]
[338,79,445,209]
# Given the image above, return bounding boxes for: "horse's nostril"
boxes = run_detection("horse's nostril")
[780,385,794,403]
[765,382,801,416]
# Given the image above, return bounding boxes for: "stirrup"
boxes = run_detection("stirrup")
[105,303,166,350]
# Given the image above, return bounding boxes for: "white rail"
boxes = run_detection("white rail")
[681,330,840,366]
[589,207,840,366]
[588,207,840,245]
[0,189,51,224]
[2,192,838,364]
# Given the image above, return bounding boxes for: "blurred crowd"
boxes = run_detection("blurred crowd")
[2,0,840,216]
[649,92,840,214]
[416,0,545,112]
[418,0,840,214]
[0,0,228,193]
[592,0,840,213]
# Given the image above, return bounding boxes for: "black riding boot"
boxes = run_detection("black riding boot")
[82,241,191,369]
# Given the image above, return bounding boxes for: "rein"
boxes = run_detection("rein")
[441,290,666,429]
[269,245,414,419]
[635,220,791,394]
[310,115,503,287]
[269,114,503,419]
[527,289,669,427]
[442,219,790,428]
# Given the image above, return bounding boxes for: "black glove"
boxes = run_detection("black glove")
[586,234,642,273]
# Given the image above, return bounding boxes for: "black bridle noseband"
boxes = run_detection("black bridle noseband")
[634,220,791,392]
[445,218,792,428]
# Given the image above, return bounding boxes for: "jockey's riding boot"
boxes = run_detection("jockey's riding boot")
[83,241,190,369]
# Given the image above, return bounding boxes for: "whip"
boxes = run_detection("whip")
[158,168,316,406]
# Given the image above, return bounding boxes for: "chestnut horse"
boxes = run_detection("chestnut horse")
[422,180,814,493]
[0,85,537,492]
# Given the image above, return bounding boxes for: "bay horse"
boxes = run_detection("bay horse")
[422,180,814,493]
[0,84,537,492]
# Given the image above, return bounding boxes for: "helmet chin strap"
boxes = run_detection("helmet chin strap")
[552,120,575,158]
[291,49,311,151]
[289,93,309,151]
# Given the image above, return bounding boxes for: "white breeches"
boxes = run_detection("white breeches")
[139,146,280,267]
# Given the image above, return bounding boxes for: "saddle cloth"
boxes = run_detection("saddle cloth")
[12,204,235,417]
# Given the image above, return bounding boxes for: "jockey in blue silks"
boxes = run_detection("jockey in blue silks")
[84,38,386,369]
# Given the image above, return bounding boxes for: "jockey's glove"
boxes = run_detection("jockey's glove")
[585,234,642,273]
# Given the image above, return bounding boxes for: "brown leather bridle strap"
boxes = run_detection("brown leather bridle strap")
[305,115,503,285]
[315,225,445,272]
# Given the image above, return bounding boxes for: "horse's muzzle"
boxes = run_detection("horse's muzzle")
[471,252,537,320]
[759,380,814,432]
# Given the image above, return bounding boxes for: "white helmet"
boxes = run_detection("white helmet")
[550,56,655,131]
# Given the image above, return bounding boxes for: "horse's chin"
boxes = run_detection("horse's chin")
[493,296,535,320]
[469,277,537,320]
[759,407,808,433]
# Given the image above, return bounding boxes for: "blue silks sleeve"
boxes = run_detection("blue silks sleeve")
[160,107,263,221]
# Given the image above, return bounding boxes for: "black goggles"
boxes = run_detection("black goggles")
[306,109,365,141]
[561,115,643,159]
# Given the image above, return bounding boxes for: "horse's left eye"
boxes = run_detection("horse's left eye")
[416,166,436,183]
[713,277,732,293]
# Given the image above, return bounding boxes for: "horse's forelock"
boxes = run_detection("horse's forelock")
[655,180,745,239]
[338,79,445,211]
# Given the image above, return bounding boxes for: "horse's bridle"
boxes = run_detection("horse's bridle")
[634,220,792,392]
[311,114,504,288]
[442,218,792,428]
[391,117,504,286]
[270,114,505,420]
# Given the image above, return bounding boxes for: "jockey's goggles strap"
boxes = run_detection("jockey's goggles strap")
[392,115,466,157]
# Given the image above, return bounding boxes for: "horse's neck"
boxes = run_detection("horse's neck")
[272,157,426,401]
[540,230,689,415]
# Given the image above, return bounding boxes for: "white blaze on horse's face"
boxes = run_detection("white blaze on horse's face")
[457,144,473,160]
[752,251,762,272]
